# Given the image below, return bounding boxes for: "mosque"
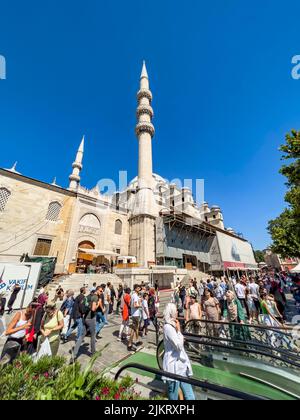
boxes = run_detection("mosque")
[0,62,257,287]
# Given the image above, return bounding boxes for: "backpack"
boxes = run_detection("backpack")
[82,294,93,316]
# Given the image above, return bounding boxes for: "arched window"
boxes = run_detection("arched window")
[115,219,122,235]
[0,188,11,212]
[79,213,101,234]
[46,201,62,221]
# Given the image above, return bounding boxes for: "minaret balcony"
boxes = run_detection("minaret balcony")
[69,174,80,182]
[72,162,83,170]
[137,89,153,102]
[136,104,154,118]
[135,121,155,137]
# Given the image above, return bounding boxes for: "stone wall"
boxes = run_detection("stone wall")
[64,195,130,268]
[0,170,75,273]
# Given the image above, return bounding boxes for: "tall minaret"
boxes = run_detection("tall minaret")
[136,61,155,192]
[133,61,157,215]
[69,136,84,191]
[129,62,158,268]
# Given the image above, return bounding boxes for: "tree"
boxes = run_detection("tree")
[254,250,265,264]
[268,130,300,258]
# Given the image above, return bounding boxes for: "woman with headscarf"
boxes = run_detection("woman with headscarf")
[223,291,251,342]
[162,303,195,400]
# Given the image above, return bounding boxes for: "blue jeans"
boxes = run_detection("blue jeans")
[66,317,84,340]
[96,312,106,335]
[167,380,195,401]
[104,304,109,323]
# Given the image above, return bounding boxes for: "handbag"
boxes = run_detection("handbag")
[34,338,52,361]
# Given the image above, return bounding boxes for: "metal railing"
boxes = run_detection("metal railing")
[114,363,267,401]
[183,331,300,363]
[183,319,299,357]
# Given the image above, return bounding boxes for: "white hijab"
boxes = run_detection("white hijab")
[163,303,177,329]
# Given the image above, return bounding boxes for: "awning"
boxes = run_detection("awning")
[78,248,119,257]
[291,263,300,273]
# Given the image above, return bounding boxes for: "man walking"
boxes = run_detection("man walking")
[95,286,106,339]
[103,283,111,324]
[128,284,142,352]
[63,287,86,343]
[72,289,98,360]
[235,279,249,319]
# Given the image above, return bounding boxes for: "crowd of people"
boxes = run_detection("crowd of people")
[0,270,298,401]
[173,270,296,330]
[0,280,161,365]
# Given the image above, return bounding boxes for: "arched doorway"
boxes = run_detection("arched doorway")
[77,240,96,273]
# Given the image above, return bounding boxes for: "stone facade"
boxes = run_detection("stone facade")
[64,195,129,270]
[0,169,75,273]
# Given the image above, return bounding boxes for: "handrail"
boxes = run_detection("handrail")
[155,317,297,349]
[183,318,295,333]
[183,332,300,362]
[157,337,300,370]
[114,363,267,401]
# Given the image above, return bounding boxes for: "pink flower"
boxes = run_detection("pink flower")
[114,393,120,400]
[95,396,101,401]
[44,372,49,378]
[101,387,110,396]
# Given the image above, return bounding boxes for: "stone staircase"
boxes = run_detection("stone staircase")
[43,272,175,307]
[157,289,173,316]
[45,273,123,301]
[187,270,211,283]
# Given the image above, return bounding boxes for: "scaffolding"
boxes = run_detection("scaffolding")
[156,211,216,271]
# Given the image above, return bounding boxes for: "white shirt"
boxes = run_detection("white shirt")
[131,292,141,318]
[235,283,246,299]
[142,299,149,320]
[215,282,227,300]
[104,287,111,305]
[163,324,193,380]
[249,283,260,299]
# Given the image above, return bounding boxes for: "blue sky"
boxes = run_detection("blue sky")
[0,0,299,250]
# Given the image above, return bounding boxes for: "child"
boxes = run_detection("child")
[141,293,150,337]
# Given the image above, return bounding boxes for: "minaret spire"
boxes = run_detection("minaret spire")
[69,136,85,191]
[135,61,155,192]
[5,161,20,174]
[141,60,149,80]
